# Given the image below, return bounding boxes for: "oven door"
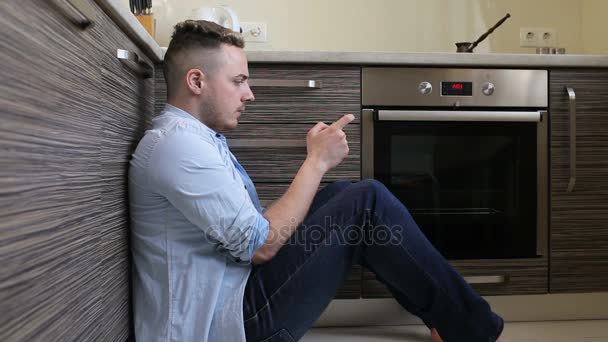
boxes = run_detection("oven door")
[362,109,548,260]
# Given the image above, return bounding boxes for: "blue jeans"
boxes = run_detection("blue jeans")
[243,180,504,342]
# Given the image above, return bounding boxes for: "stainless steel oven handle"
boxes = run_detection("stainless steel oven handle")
[566,86,577,192]
[377,110,541,122]
[464,275,508,284]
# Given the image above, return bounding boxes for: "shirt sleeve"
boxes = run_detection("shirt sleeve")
[148,130,269,263]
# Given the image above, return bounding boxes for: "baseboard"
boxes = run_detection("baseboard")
[313,292,608,327]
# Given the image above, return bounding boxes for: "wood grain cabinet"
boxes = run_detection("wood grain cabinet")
[228,64,363,298]
[228,64,361,184]
[91,3,155,340]
[0,0,154,340]
[549,69,608,293]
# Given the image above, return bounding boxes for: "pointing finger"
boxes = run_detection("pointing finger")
[330,114,355,130]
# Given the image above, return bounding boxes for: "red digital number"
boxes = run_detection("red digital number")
[452,83,464,90]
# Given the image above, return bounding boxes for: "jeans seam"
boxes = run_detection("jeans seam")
[373,212,499,340]
[244,210,363,324]
[259,328,295,342]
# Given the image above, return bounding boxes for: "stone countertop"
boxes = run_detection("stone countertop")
[245,50,608,68]
[100,0,608,68]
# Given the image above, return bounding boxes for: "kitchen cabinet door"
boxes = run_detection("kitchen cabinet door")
[244,65,361,124]
[549,69,608,293]
[92,3,155,339]
[0,0,104,340]
[224,123,360,183]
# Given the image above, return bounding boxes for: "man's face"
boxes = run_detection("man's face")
[200,44,254,132]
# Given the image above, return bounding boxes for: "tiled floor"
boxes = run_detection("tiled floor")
[302,320,608,342]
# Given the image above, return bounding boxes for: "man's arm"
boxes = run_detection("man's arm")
[150,131,268,263]
[252,114,355,264]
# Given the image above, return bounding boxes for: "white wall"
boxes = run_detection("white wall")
[135,0,604,54]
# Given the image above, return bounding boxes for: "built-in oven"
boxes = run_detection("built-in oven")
[362,68,548,260]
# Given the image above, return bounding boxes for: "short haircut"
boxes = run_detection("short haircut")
[163,20,245,96]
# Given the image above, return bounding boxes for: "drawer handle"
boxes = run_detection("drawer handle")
[229,139,306,148]
[116,49,152,78]
[249,79,323,89]
[566,86,577,192]
[464,275,508,284]
[54,0,96,29]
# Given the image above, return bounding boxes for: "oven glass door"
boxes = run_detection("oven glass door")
[374,119,538,259]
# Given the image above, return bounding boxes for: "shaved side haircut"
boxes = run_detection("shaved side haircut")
[163,20,245,98]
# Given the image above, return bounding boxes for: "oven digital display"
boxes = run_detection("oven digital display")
[441,81,473,96]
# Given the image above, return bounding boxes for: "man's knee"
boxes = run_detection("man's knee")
[355,179,389,196]
[329,180,353,191]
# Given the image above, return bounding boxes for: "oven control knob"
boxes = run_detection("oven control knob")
[418,82,433,95]
[482,82,495,96]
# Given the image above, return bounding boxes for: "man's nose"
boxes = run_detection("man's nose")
[243,84,255,102]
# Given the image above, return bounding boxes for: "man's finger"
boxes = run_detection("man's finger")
[309,121,329,134]
[330,114,355,130]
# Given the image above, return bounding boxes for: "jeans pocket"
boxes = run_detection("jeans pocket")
[260,329,295,342]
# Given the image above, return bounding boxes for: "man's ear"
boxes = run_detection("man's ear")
[185,69,205,95]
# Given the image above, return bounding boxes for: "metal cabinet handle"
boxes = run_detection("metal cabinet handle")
[229,139,306,148]
[566,86,577,192]
[248,79,323,89]
[116,49,152,78]
[53,0,96,29]
[464,275,508,284]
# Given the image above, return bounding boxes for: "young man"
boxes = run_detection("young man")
[129,20,510,342]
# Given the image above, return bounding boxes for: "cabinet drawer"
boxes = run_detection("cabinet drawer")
[226,124,360,182]
[362,258,548,297]
[1,1,106,340]
[88,1,153,76]
[253,182,362,298]
[245,65,361,124]
[255,182,361,208]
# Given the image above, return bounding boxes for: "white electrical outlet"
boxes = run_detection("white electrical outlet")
[520,28,539,47]
[539,28,557,47]
[241,22,267,42]
[520,27,558,48]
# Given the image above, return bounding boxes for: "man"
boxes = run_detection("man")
[129,20,510,342]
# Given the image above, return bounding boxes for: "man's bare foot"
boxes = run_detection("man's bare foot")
[430,328,442,342]
[430,328,512,342]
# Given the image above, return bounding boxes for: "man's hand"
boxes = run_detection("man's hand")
[306,114,355,174]
[255,114,356,263]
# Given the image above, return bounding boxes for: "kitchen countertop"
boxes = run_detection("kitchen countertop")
[245,50,608,68]
[96,0,164,62]
[100,0,608,68]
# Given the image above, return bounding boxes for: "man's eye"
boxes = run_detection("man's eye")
[234,79,245,84]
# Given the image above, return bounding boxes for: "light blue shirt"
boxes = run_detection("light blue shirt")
[129,104,269,342]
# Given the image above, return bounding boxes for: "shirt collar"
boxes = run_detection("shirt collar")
[162,104,225,141]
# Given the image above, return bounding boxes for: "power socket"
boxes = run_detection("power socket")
[241,22,267,42]
[520,27,558,48]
